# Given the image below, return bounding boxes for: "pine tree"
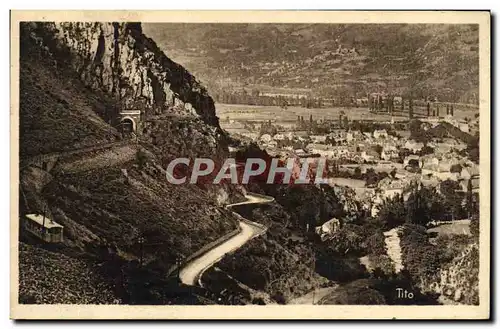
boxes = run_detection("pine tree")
[467,179,473,219]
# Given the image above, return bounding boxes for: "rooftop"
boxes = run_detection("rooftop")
[25,214,63,229]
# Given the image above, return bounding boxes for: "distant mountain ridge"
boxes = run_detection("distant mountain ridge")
[144,23,479,103]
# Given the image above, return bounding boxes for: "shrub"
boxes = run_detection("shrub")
[400,224,441,281]
[135,149,148,169]
[376,194,406,230]
[315,255,368,283]
[322,279,386,305]
[364,231,386,256]
[328,224,365,255]
[368,254,395,276]
[470,214,479,238]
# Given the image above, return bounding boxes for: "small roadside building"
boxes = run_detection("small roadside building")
[315,218,341,241]
[23,213,64,243]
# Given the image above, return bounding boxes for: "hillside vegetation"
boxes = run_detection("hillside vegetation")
[18,22,241,305]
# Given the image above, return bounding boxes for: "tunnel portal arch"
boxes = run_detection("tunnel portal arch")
[120,116,136,133]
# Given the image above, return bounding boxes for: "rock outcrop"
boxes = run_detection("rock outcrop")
[21,22,221,131]
[421,243,479,305]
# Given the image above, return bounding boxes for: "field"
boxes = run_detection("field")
[329,177,366,188]
[217,103,406,124]
[216,103,479,127]
[427,220,471,238]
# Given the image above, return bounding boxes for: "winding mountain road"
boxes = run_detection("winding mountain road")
[179,192,274,287]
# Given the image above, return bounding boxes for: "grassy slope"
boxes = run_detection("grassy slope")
[19,60,121,157]
[42,163,238,266]
[19,243,119,304]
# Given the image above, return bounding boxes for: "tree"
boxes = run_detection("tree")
[470,210,479,238]
[408,159,419,168]
[343,116,349,131]
[398,148,412,163]
[135,150,148,170]
[440,180,465,221]
[365,168,382,187]
[364,231,387,256]
[399,225,441,281]
[450,163,462,174]
[372,144,383,157]
[377,194,407,230]
[466,179,474,219]
[328,224,365,255]
[419,145,434,156]
[354,167,362,178]
[405,185,446,226]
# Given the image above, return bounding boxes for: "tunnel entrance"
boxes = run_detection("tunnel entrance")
[120,117,135,134]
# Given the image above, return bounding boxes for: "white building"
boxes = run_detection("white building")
[381,145,398,161]
[273,133,286,141]
[404,140,425,153]
[315,218,341,241]
[421,161,460,181]
[260,134,272,143]
[310,135,327,143]
[459,123,470,133]
[460,165,479,180]
[373,129,388,139]
[361,149,379,162]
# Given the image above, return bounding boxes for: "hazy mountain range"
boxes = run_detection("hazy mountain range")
[143,23,479,103]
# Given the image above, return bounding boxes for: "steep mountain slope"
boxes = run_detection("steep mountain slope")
[18,22,240,304]
[23,22,222,130]
[144,23,479,103]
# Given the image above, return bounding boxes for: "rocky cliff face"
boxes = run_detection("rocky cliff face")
[421,243,479,305]
[23,22,221,130]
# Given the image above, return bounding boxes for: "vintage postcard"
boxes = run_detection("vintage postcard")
[10,10,490,319]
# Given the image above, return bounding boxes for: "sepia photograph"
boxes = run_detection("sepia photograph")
[10,10,490,320]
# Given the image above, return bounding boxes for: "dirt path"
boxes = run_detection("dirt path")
[179,193,274,286]
[384,228,403,273]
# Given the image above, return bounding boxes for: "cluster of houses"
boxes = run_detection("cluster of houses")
[257,128,405,164]
[234,118,479,224]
